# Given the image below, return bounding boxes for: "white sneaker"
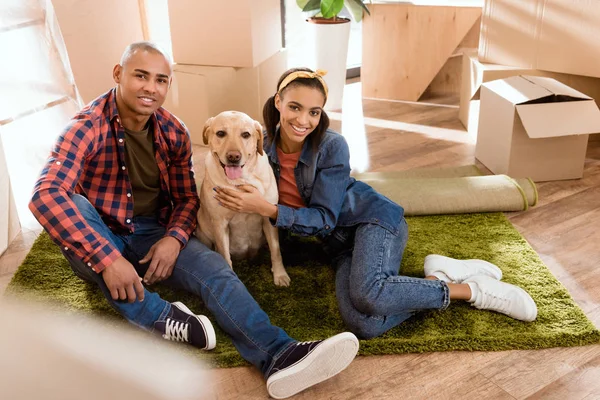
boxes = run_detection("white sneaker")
[464,275,538,322]
[424,254,502,283]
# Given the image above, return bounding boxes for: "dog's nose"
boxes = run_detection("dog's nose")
[226,151,241,164]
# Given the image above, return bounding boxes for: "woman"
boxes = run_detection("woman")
[213,68,537,339]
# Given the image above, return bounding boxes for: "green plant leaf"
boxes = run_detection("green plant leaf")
[297,0,321,12]
[344,0,370,22]
[321,0,344,18]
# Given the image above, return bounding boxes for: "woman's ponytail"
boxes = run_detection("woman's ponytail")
[262,95,280,146]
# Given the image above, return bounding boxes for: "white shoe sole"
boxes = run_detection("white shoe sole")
[267,332,359,399]
[172,302,217,350]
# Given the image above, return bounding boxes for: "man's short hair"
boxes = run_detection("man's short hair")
[119,41,172,66]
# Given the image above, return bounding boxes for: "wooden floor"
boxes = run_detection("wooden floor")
[1,87,599,399]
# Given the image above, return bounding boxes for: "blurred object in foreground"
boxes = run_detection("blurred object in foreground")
[0,297,213,400]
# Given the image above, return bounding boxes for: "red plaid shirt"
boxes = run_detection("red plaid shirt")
[29,88,200,273]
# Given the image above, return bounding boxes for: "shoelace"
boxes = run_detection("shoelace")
[477,291,510,311]
[290,340,321,353]
[297,340,319,346]
[163,318,190,342]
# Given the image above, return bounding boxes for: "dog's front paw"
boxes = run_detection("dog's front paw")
[273,270,291,287]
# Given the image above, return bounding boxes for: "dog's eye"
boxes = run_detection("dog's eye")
[216,130,226,138]
[241,131,251,139]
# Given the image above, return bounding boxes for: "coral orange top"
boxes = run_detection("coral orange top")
[276,147,305,209]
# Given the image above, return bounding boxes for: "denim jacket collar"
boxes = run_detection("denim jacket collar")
[265,127,314,167]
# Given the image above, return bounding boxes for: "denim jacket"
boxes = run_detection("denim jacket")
[264,128,404,238]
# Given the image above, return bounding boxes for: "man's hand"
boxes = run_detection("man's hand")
[214,185,277,219]
[102,256,145,303]
[141,236,181,285]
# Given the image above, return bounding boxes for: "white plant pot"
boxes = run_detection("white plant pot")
[304,18,351,111]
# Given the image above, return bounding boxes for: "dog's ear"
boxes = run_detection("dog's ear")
[254,120,264,156]
[202,117,214,145]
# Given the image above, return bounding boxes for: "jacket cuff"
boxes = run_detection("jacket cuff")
[274,204,294,229]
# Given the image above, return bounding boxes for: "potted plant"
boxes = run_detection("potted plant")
[297,0,371,22]
[295,0,371,110]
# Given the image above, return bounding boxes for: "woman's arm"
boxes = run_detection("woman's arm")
[274,135,350,236]
[214,134,351,237]
[213,185,278,219]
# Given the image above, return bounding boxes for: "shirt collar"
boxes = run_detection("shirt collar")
[266,126,314,167]
[107,88,120,122]
[107,87,157,128]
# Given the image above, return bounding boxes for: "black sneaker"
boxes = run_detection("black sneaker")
[266,332,359,399]
[154,302,216,350]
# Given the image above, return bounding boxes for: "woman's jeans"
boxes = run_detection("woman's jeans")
[326,221,450,339]
[63,194,294,376]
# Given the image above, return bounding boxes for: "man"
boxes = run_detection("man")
[29,41,359,399]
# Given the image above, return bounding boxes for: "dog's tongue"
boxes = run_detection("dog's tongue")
[225,165,242,180]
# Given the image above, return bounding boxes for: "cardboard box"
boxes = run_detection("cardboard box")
[460,52,600,134]
[231,49,288,123]
[163,50,288,145]
[168,0,281,68]
[476,75,600,182]
[0,135,21,255]
[53,0,144,104]
[162,65,237,145]
[479,0,600,79]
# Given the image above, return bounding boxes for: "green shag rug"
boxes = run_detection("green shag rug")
[6,213,600,368]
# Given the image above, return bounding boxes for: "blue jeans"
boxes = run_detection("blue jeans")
[327,221,449,339]
[64,194,294,376]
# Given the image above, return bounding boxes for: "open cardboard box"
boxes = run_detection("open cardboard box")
[476,75,600,182]
[460,52,600,136]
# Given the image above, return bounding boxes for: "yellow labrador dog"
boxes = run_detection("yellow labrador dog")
[196,111,290,286]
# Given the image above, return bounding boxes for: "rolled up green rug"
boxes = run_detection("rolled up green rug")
[354,166,537,216]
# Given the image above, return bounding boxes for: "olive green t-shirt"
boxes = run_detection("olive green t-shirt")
[123,124,161,217]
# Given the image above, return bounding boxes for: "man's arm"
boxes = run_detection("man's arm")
[29,119,121,273]
[164,128,200,248]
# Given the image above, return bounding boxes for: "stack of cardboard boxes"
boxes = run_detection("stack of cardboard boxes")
[53,0,288,146]
[52,0,146,106]
[460,0,600,181]
[163,0,287,145]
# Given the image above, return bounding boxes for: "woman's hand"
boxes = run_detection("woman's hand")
[214,185,278,219]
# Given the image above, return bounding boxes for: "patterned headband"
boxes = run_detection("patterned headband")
[277,69,329,100]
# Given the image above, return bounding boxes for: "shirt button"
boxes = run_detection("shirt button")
[87,262,92,267]
[64,246,68,251]
[126,219,131,224]
[127,193,131,197]
[56,161,61,165]
[325,225,330,230]
[122,166,126,170]
[119,138,124,143]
